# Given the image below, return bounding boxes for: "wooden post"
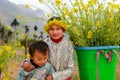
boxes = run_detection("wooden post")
[24,25,29,58]
[25,33,28,58]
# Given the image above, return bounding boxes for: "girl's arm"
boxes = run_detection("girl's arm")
[22,59,35,72]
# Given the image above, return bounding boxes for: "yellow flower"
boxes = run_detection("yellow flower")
[97,29,100,32]
[22,20,26,24]
[25,4,30,8]
[3,77,9,80]
[11,65,16,69]
[88,31,93,35]
[31,78,37,80]
[96,21,100,28]
[39,0,43,3]
[22,33,26,37]
[0,48,2,56]
[5,26,11,30]
[21,46,25,49]
[81,4,87,10]
[35,32,38,36]
[62,6,69,16]
[13,50,16,54]
[93,0,97,4]
[98,3,103,10]
[56,0,62,6]
[0,64,4,69]
[88,0,94,7]
[87,31,93,39]
[34,19,37,23]
[4,45,12,51]
[74,1,79,6]
[44,19,67,32]
[109,18,113,22]
[47,13,51,18]
[73,7,78,12]
[18,15,22,19]
[88,0,97,6]
[73,27,80,36]
[17,41,21,47]
[87,34,92,39]
[26,53,30,58]
[11,50,16,58]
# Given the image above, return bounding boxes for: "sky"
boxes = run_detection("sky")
[8,0,49,12]
[8,0,120,6]
[9,0,120,13]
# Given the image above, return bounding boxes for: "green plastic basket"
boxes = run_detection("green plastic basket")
[75,46,120,80]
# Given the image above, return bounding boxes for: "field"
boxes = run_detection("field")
[1,49,120,80]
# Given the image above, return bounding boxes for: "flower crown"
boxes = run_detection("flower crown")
[44,19,67,32]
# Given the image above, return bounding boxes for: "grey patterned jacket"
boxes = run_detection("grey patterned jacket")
[44,37,74,80]
[17,61,54,80]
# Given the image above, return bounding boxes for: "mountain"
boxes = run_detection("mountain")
[0,0,47,37]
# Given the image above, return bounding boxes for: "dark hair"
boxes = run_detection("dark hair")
[47,16,61,23]
[29,41,49,56]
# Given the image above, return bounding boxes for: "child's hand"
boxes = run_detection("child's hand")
[23,61,35,72]
[45,74,53,80]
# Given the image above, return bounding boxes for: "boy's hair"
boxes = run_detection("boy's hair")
[29,40,49,56]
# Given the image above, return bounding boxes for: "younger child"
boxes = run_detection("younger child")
[17,41,54,80]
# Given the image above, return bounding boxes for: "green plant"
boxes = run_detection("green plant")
[39,0,120,46]
[0,45,15,78]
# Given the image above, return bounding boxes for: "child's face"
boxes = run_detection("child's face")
[48,25,64,40]
[31,50,48,67]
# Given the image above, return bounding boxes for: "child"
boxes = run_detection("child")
[17,41,54,80]
[23,16,74,80]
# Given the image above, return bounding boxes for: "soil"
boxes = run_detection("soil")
[7,63,120,80]
[117,66,120,73]
[1,50,120,80]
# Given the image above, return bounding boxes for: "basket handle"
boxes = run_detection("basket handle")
[112,49,120,61]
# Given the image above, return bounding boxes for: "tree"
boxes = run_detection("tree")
[0,23,13,44]
[11,18,19,27]
[11,18,19,44]
[34,25,38,31]
[4,30,13,43]
[38,31,43,40]
[33,25,38,40]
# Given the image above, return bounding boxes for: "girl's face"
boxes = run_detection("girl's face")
[31,50,48,67]
[48,25,64,40]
